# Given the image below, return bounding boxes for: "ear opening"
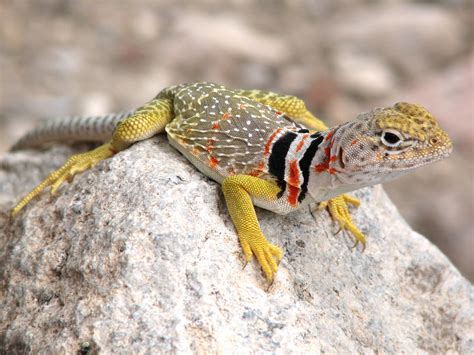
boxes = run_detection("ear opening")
[338,148,345,169]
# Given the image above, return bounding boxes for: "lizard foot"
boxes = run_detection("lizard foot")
[11,143,115,217]
[239,231,283,282]
[318,194,366,250]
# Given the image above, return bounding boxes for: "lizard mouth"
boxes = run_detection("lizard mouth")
[388,143,453,170]
[339,144,452,174]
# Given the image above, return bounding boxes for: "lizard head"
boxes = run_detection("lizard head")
[330,102,452,186]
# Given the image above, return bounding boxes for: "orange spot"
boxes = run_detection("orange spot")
[315,163,327,173]
[287,185,300,207]
[209,156,219,168]
[351,139,358,146]
[288,160,300,186]
[315,132,338,174]
[206,138,215,153]
[287,160,301,207]
[264,128,282,156]
[212,122,220,130]
[249,161,266,177]
[222,113,231,120]
[275,111,283,116]
[296,134,309,152]
[315,158,338,174]
[324,146,331,158]
[325,130,334,141]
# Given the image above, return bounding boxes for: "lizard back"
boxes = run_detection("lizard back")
[165,82,299,184]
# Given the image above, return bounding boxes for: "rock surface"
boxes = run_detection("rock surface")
[1,138,473,353]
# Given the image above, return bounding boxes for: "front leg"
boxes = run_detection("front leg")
[222,175,283,282]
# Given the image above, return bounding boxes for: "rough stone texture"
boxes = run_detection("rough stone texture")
[0,138,473,354]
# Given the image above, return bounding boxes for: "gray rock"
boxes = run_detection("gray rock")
[1,138,473,354]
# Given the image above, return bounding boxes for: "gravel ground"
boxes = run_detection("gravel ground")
[0,0,472,280]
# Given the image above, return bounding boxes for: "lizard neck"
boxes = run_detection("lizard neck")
[303,127,353,201]
[264,124,379,205]
[265,127,334,206]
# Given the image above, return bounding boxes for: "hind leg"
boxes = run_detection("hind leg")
[12,98,173,217]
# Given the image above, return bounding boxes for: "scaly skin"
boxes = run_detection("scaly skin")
[11,82,453,283]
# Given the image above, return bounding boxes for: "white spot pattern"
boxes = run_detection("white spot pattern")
[165,82,298,177]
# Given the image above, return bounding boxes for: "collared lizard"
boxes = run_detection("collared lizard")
[10,82,452,282]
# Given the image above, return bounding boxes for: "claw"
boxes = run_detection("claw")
[320,194,367,251]
[318,200,328,211]
[352,239,366,252]
[348,225,366,251]
[239,232,282,282]
[265,277,275,292]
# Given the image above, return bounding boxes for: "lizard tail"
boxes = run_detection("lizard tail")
[11,110,135,151]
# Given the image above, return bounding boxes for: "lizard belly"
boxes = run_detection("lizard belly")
[168,130,312,216]
[252,193,312,215]
[169,133,310,216]
[168,132,300,215]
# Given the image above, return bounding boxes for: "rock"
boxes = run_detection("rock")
[0,138,473,353]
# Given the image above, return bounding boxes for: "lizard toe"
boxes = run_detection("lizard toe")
[239,232,282,282]
[323,194,367,251]
[12,143,115,217]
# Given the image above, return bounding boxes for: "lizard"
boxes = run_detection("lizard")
[10,82,453,282]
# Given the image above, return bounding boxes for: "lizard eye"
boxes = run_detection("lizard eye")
[381,129,403,147]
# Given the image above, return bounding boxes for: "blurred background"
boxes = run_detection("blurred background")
[0,0,472,280]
